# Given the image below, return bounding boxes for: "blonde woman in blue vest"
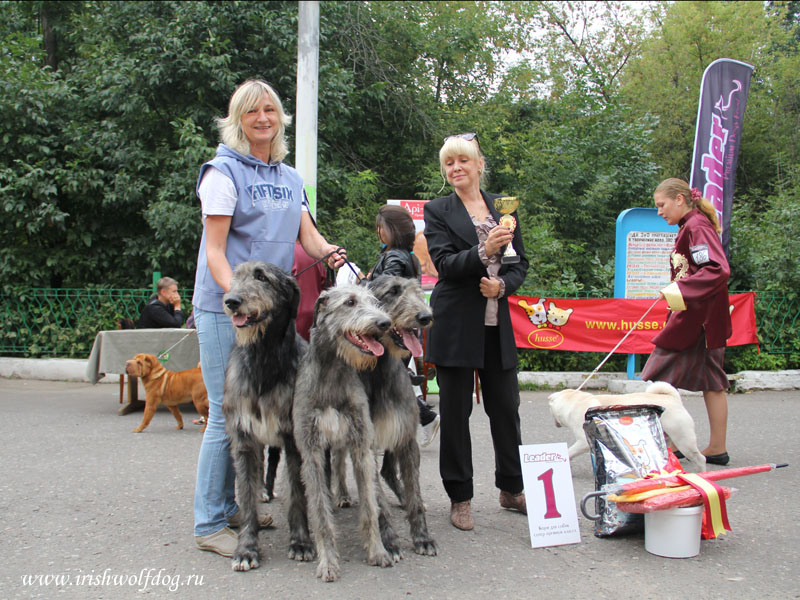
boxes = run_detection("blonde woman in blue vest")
[192,80,345,557]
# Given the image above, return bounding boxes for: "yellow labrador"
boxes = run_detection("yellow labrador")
[548,382,706,472]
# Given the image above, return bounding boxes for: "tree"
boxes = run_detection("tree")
[619,1,778,182]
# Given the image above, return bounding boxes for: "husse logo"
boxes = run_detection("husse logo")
[517,298,574,349]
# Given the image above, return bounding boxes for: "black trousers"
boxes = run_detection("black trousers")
[437,326,523,503]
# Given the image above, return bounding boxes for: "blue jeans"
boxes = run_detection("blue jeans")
[193,307,238,536]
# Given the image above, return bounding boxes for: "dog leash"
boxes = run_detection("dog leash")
[156,330,196,362]
[294,247,363,284]
[574,297,661,393]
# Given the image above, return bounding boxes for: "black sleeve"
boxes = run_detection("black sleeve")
[423,202,485,281]
[138,302,185,328]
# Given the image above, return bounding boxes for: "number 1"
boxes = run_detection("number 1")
[537,468,562,519]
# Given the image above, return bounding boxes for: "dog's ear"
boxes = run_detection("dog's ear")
[288,277,301,320]
[312,294,329,327]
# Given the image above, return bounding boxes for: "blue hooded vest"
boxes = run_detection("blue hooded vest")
[192,144,304,313]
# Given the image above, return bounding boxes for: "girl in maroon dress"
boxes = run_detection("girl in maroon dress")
[640,178,732,466]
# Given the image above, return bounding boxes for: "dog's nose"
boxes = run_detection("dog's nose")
[416,312,432,327]
[376,317,391,332]
[225,296,241,311]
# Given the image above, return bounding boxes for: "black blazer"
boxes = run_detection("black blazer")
[423,191,528,370]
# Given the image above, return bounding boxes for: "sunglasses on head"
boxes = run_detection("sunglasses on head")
[444,132,478,144]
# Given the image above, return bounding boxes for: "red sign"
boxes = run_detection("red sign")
[388,199,427,222]
[509,293,758,353]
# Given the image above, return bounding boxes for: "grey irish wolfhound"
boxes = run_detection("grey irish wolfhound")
[222,261,314,571]
[293,285,396,582]
[331,276,437,556]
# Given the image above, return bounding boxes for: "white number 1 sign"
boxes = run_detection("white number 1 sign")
[519,443,581,548]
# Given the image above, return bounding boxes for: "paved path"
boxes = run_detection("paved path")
[2,379,798,599]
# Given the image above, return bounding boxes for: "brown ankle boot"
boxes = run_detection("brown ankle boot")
[499,490,527,515]
[450,500,474,530]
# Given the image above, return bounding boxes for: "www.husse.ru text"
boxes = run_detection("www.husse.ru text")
[584,319,664,331]
[20,568,203,592]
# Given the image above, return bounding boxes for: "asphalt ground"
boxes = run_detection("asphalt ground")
[2,378,798,600]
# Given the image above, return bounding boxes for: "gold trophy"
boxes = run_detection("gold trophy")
[494,196,520,264]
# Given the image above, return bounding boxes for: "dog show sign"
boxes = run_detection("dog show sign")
[519,442,581,548]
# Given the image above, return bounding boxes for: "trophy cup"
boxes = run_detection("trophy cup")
[494,196,520,264]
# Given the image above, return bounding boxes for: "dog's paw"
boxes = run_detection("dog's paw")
[260,489,274,503]
[315,560,340,582]
[381,537,403,563]
[231,550,260,572]
[175,424,184,430]
[132,427,144,433]
[288,540,315,562]
[367,548,394,569]
[413,538,438,556]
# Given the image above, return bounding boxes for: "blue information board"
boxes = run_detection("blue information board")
[614,208,677,377]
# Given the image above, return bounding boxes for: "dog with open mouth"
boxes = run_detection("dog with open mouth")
[293,284,398,582]
[221,261,315,572]
[329,276,438,558]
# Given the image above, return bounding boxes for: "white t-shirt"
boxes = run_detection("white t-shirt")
[198,166,237,217]
[197,166,311,218]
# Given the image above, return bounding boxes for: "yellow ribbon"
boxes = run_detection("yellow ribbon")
[609,485,692,504]
[679,472,729,538]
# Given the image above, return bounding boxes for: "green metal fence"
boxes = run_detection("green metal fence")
[0,288,190,358]
[0,287,797,359]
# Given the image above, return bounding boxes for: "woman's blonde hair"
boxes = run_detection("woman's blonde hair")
[216,80,291,162]
[655,178,722,233]
[438,135,487,189]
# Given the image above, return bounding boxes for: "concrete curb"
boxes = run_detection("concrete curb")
[1,358,799,391]
[0,358,120,383]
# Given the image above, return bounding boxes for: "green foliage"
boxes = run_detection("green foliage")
[0,0,797,367]
[0,288,143,357]
[517,349,627,373]
[730,173,800,292]
[318,169,384,274]
[725,345,788,372]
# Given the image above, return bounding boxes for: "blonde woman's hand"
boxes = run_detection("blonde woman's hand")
[480,276,502,298]
[484,225,513,257]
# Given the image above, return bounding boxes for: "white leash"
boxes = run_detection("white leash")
[574,297,661,392]
[156,330,196,362]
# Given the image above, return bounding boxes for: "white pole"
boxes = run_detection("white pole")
[296,0,320,219]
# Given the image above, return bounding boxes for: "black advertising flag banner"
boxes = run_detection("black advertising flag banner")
[689,58,753,258]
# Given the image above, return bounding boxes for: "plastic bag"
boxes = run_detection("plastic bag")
[583,404,670,537]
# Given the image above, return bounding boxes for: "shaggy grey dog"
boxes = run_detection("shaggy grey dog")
[332,276,437,556]
[293,285,396,582]
[222,261,314,571]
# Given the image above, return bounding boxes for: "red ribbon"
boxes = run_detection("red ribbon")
[677,473,732,539]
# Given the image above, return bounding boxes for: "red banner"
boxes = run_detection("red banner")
[509,293,758,353]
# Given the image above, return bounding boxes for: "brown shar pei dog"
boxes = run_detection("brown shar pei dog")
[124,353,209,433]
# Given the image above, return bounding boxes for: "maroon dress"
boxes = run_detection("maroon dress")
[640,209,731,391]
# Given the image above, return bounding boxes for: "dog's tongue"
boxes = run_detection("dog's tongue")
[362,334,385,356]
[402,329,423,357]
[232,314,248,327]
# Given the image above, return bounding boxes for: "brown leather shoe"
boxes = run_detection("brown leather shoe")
[450,500,474,530]
[499,490,527,515]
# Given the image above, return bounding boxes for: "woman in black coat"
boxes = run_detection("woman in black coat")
[423,133,528,531]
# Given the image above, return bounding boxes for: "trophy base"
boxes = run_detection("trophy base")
[501,255,520,264]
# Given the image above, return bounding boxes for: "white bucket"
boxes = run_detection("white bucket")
[644,505,703,558]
